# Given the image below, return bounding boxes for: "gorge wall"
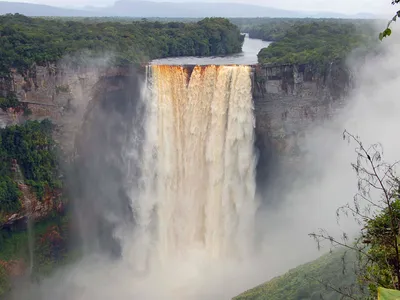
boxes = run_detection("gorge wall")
[251,63,351,192]
[1,62,351,154]
[0,62,351,212]
[0,64,132,157]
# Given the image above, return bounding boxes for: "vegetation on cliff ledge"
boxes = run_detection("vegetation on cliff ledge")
[0,120,60,214]
[0,14,244,76]
[0,92,19,112]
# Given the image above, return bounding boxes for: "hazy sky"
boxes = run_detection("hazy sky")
[6,0,395,15]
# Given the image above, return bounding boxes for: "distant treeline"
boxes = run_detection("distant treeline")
[0,14,244,76]
[234,18,376,41]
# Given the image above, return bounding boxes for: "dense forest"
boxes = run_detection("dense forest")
[0,14,244,76]
[256,20,377,69]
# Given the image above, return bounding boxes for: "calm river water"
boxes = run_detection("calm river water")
[151,34,271,65]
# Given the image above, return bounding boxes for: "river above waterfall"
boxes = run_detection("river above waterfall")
[151,34,271,65]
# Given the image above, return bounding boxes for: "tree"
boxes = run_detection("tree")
[310,131,400,299]
[379,1,400,40]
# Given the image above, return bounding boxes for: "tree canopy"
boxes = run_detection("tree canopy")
[255,19,376,70]
[0,14,244,76]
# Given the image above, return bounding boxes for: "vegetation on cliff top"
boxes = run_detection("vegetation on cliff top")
[0,120,60,214]
[256,20,376,69]
[0,14,244,76]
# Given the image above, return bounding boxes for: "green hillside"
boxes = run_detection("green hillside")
[234,249,364,300]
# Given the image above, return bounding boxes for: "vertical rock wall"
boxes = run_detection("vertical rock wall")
[251,63,352,196]
[0,64,131,157]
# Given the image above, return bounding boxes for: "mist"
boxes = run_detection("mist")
[7,22,400,300]
[252,21,400,283]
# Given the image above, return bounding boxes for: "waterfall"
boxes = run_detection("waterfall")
[10,65,259,300]
[128,65,257,268]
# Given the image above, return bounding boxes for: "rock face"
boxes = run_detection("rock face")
[252,63,350,155]
[251,63,351,190]
[2,62,351,160]
[0,62,352,216]
[71,71,145,257]
[0,64,129,231]
[0,63,130,157]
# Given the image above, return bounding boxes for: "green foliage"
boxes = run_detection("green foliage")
[0,119,60,212]
[257,20,376,71]
[0,177,21,213]
[379,1,400,40]
[234,249,361,300]
[0,14,244,75]
[360,199,400,294]
[0,92,20,111]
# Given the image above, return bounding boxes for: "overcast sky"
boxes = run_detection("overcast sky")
[6,0,395,15]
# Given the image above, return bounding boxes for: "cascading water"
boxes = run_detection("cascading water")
[126,64,257,273]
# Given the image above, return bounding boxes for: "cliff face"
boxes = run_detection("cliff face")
[252,63,350,149]
[0,62,352,215]
[0,64,129,229]
[0,64,130,157]
[251,62,351,191]
[2,62,351,158]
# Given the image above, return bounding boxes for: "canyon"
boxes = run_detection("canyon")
[1,61,351,164]
[0,61,353,299]
[0,62,351,240]
[0,62,351,228]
